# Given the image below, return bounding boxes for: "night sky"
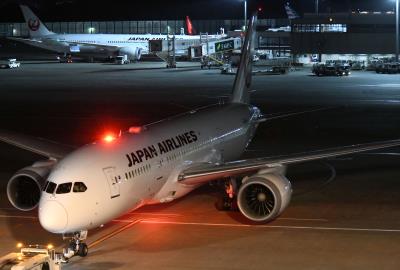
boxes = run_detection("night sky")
[0,0,396,22]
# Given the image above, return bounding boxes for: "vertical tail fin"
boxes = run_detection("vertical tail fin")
[284,3,300,20]
[230,13,257,104]
[20,5,54,38]
[185,16,196,35]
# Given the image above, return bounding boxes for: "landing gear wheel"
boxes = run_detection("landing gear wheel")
[215,196,232,211]
[215,178,240,211]
[78,243,88,257]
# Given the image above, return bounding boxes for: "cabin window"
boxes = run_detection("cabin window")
[73,182,87,193]
[56,182,72,194]
[46,182,57,194]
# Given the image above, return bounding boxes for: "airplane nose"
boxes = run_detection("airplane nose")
[39,201,68,233]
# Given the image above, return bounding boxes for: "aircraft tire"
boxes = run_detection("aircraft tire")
[78,243,88,257]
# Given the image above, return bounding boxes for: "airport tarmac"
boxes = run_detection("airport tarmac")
[0,50,400,269]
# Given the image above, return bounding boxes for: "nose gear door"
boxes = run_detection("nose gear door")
[103,167,120,198]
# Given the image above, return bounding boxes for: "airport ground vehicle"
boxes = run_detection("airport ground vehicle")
[115,55,130,65]
[312,63,350,76]
[350,60,366,70]
[220,63,235,74]
[375,63,400,74]
[56,55,72,63]
[221,64,288,75]
[0,245,63,270]
[0,59,21,69]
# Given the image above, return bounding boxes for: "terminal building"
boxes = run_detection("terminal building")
[0,18,286,38]
[291,12,398,64]
[0,12,398,64]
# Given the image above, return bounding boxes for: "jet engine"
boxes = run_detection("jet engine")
[7,160,55,211]
[237,173,292,223]
[118,47,142,61]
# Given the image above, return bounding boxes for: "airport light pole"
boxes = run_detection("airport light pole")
[242,0,247,31]
[391,0,400,61]
[315,0,319,15]
[396,0,399,61]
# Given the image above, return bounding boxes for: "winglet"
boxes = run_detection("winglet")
[20,5,54,38]
[230,13,257,104]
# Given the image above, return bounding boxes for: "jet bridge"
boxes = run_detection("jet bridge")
[149,35,201,68]
[149,34,240,68]
[189,37,242,69]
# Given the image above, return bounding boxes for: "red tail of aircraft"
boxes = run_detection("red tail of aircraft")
[185,16,196,35]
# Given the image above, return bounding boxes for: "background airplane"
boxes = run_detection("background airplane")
[10,5,225,61]
[285,2,300,20]
[1,13,400,259]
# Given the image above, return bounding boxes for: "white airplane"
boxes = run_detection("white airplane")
[2,14,400,259]
[266,3,299,32]
[10,5,224,61]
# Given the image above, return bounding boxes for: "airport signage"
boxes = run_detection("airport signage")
[215,40,234,52]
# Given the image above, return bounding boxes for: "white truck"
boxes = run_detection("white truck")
[0,59,21,69]
[115,55,129,65]
[0,245,63,270]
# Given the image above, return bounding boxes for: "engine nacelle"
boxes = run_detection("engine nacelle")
[7,160,55,211]
[118,47,142,61]
[237,173,292,223]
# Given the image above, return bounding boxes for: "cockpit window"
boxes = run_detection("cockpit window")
[73,182,87,193]
[46,182,57,194]
[42,181,49,191]
[56,183,72,194]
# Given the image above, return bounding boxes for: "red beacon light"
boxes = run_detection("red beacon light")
[103,134,116,143]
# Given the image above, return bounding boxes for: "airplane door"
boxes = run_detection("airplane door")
[103,167,120,199]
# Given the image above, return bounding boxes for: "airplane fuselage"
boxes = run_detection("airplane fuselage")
[38,103,262,233]
[21,33,221,56]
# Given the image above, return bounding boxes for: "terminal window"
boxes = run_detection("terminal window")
[293,24,347,32]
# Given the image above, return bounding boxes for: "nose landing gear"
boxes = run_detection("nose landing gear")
[62,230,88,262]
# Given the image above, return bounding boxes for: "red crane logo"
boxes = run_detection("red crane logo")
[28,19,40,31]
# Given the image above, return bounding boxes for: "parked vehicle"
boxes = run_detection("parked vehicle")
[0,59,21,69]
[376,63,400,74]
[312,63,350,76]
[115,55,130,65]
[350,61,366,70]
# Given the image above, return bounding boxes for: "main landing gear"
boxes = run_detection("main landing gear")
[62,230,88,262]
[215,178,239,211]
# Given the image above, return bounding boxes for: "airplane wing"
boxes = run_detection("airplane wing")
[8,37,65,49]
[0,130,75,159]
[178,139,400,185]
[69,41,120,51]
[8,37,120,52]
[8,37,43,44]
